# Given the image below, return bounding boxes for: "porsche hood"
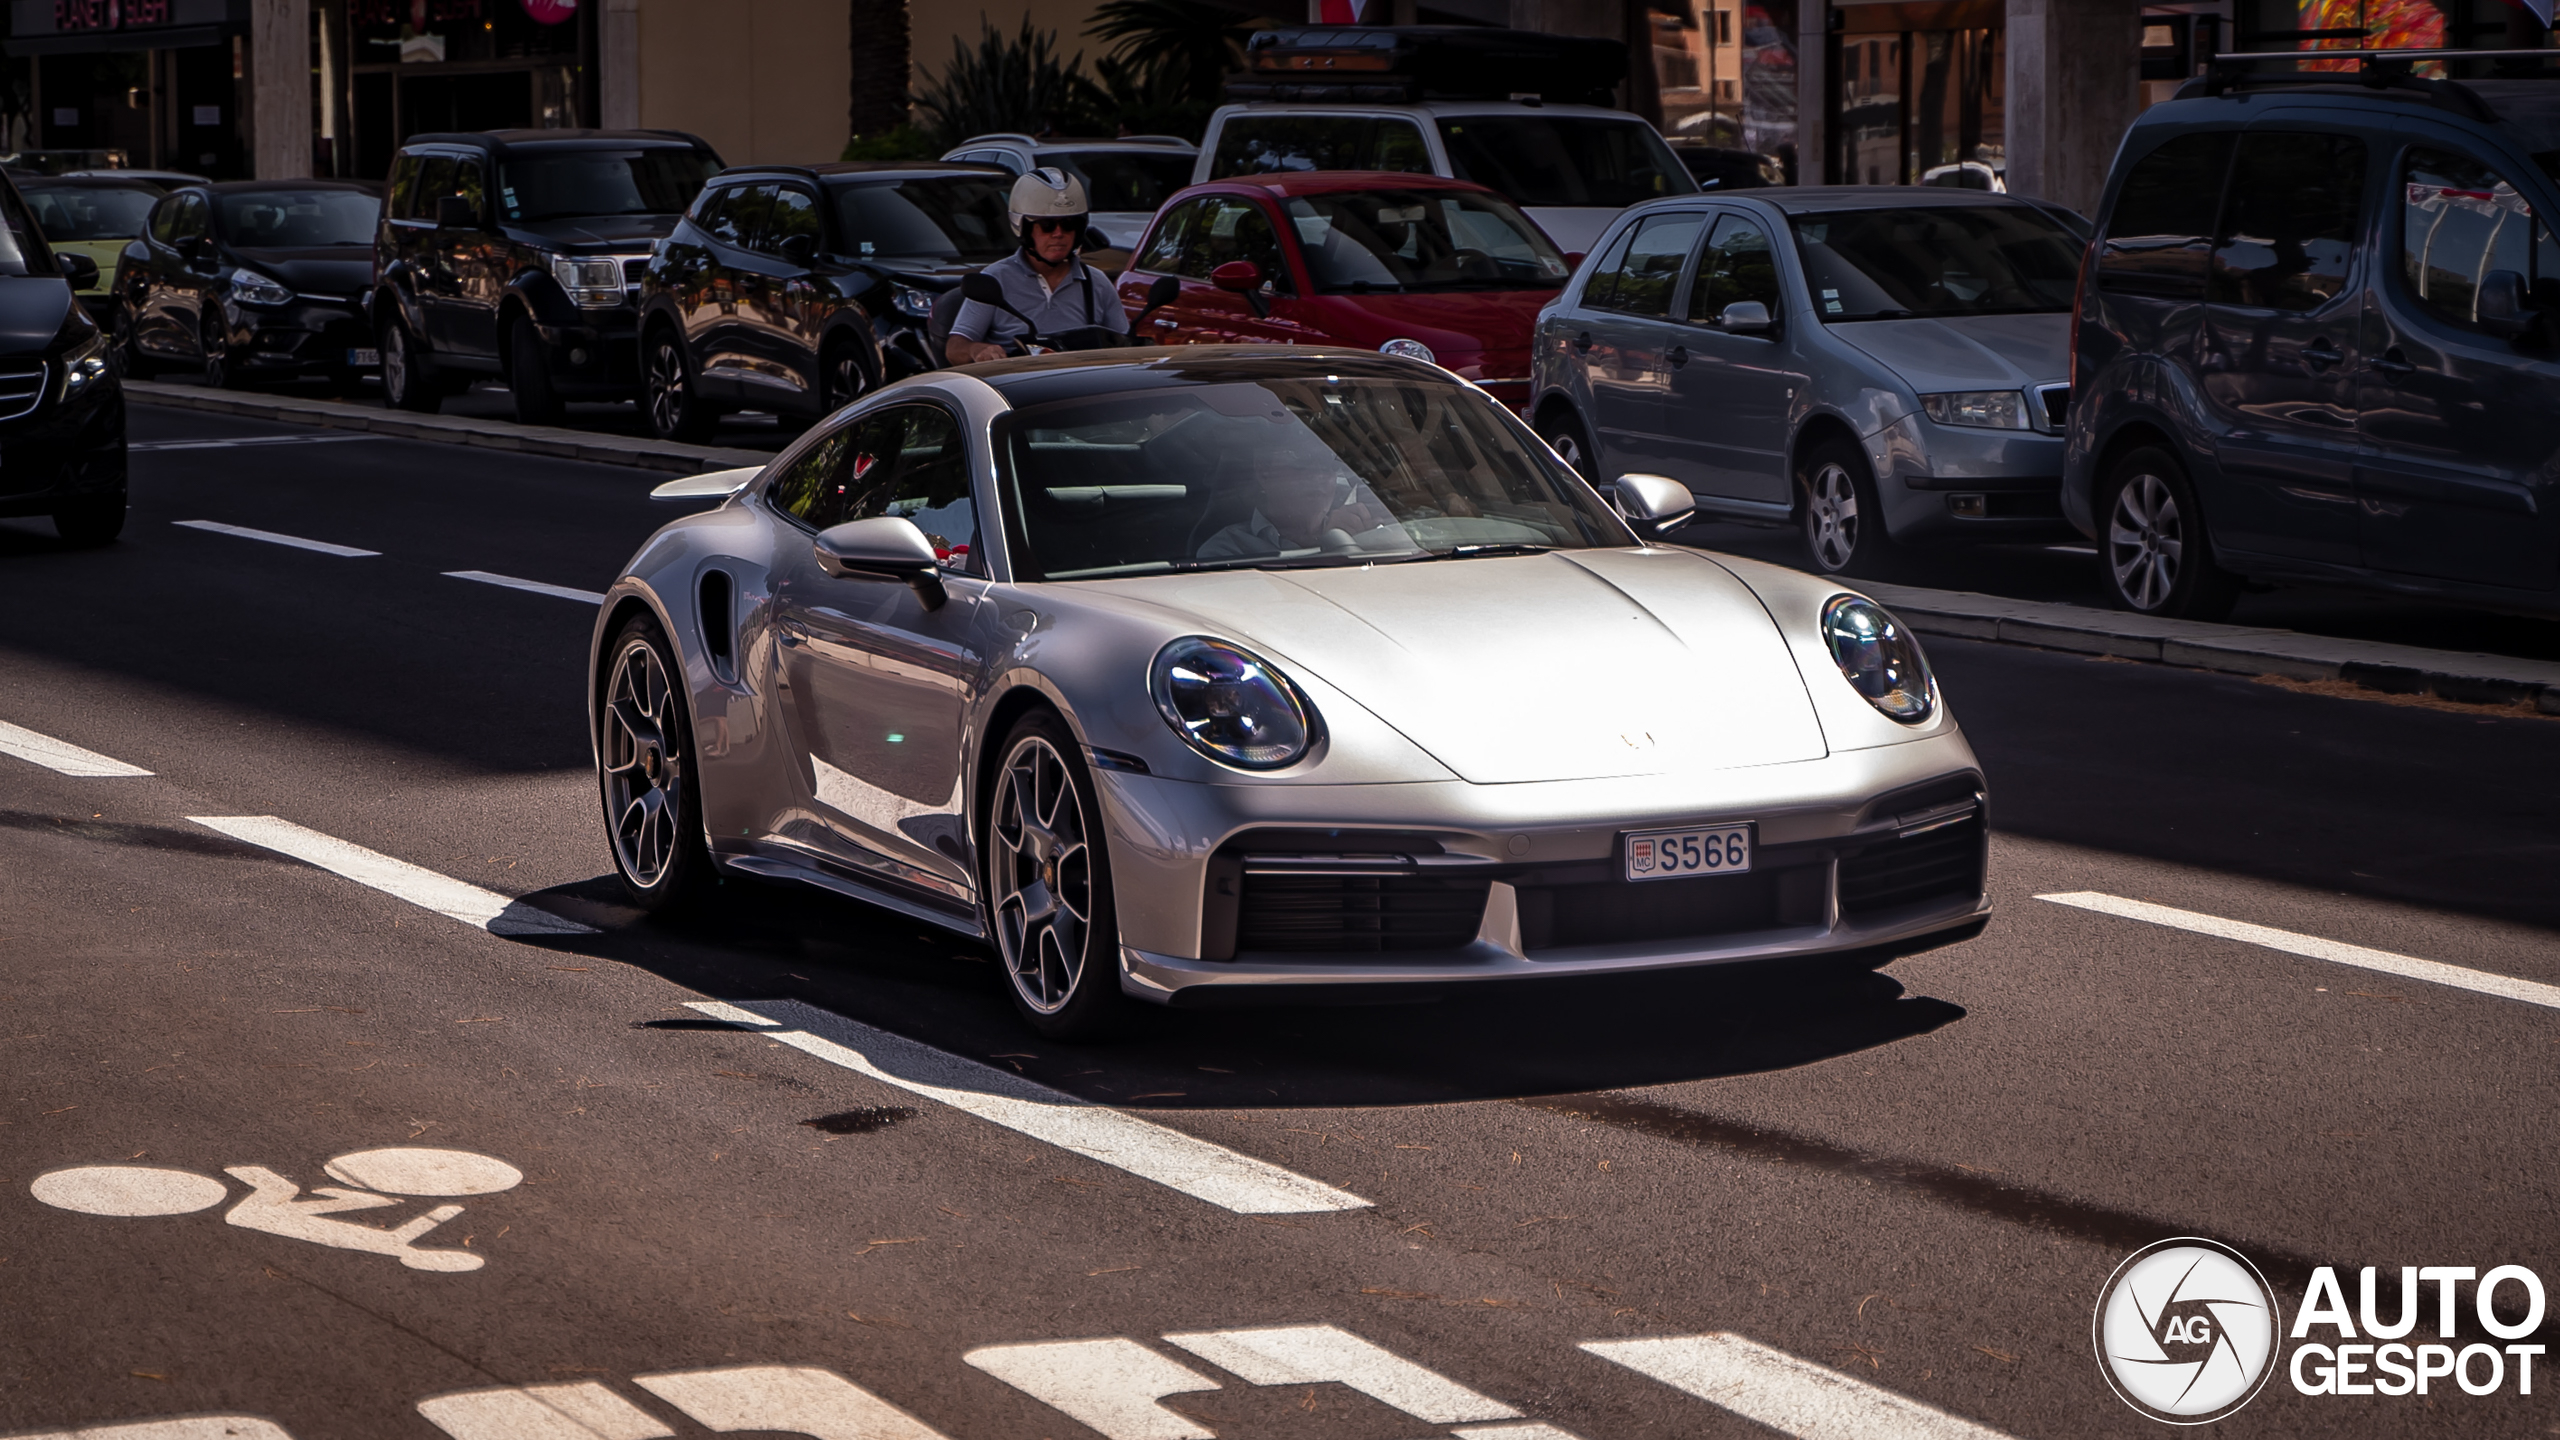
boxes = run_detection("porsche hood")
[1098,549,1829,784]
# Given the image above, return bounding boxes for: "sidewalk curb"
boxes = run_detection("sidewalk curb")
[1858,579,2560,715]
[125,380,772,476]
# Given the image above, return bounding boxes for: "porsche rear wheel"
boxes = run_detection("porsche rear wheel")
[599,614,713,911]
[989,712,1128,1040]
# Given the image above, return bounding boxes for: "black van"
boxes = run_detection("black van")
[2066,58,2560,619]
[372,129,721,422]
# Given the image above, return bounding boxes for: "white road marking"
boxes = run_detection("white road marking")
[633,1365,951,1439]
[321,1147,522,1196]
[29,1166,228,1217]
[223,1165,478,1271]
[687,999,782,1028]
[172,520,379,557]
[3,1419,298,1440]
[2038,890,2560,1011]
[417,1382,672,1440]
[445,569,606,604]
[1584,1334,2014,1440]
[0,719,153,777]
[688,1000,1370,1215]
[132,433,379,452]
[189,815,595,936]
[964,1340,1219,1440]
[1455,1426,1587,1440]
[1163,1325,1518,1424]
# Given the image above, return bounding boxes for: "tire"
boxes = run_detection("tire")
[597,613,715,912]
[1797,434,1898,578]
[508,319,566,426]
[642,326,718,443]
[986,710,1129,1041]
[1537,407,1598,484]
[200,313,236,391]
[52,491,125,548]
[380,316,442,414]
[2099,445,2240,620]
[820,339,868,417]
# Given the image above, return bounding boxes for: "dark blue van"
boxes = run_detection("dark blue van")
[2065,59,2560,619]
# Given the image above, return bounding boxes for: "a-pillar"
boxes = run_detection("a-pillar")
[248,0,313,179]
[2005,0,2144,215]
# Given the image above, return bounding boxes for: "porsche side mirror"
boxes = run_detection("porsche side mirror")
[1718,300,1775,336]
[1613,472,1696,536]
[56,252,98,288]
[434,195,476,229]
[2478,269,2535,340]
[812,516,948,610]
[1210,260,1261,293]
[960,271,1006,306]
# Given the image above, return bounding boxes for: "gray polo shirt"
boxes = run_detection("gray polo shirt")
[950,250,1130,347]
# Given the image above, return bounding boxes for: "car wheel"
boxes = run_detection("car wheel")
[2100,445,2239,620]
[112,299,151,379]
[200,314,236,391]
[508,319,566,426]
[1797,435,1897,577]
[988,711,1129,1041]
[381,318,441,414]
[598,613,715,911]
[821,340,867,416]
[52,491,125,548]
[643,328,718,443]
[1537,408,1598,484]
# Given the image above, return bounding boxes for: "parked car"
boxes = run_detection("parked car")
[635,161,1017,442]
[1531,188,2085,575]
[114,180,381,391]
[2067,61,2560,619]
[0,168,125,546]
[20,175,165,324]
[592,345,1986,1037]
[1117,171,1571,412]
[372,128,722,421]
[939,133,1197,253]
[62,169,209,189]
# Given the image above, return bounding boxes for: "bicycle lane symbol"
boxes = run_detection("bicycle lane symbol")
[29,1146,522,1272]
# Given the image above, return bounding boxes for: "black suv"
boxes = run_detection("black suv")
[0,169,123,545]
[372,129,722,422]
[2067,59,2560,619]
[634,161,1013,441]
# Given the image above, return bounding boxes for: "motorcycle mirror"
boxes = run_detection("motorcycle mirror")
[1146,274,1180,307]
[960,271,1006,306]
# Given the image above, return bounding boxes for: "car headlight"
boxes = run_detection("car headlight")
[1379,337,1435,363]
[1917,390,2028,429]
[229,267,293,307]
[1821,595,1935,724]
[549,254,626,308]
[890,283,933,319]
[59,330,108,400]
[1150,637,1318,769]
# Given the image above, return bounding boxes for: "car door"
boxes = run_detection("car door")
[130,191,194,356]
[406,154,468,352]
[1119,198,1204,344]
[2192,127,2371,565]
[768,402,993,903]
[692,182,770,401]
[1662,207,1806,506]
[749,182,827,409]
[2353,141,2560,591]
[1573,208,1707,479]
[440,154,502,361]
[1155,194,1298,346]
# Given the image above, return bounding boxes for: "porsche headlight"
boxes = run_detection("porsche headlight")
[1821,595,1935,724]
[1917,390,2028,429]
[1379,337,1435,363]
[1150,637,1317,769]
[891,283,933,319]
[229,267,293,307]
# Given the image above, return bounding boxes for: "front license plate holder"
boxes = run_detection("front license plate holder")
[346,347,381,368]
[1624,823,1753,882]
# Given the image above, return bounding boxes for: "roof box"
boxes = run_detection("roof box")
[1226,26,1627,107]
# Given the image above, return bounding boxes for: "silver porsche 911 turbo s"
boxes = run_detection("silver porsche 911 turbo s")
[589,346,1989,1037]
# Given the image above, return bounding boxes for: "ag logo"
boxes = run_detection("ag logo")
[2095,1237,2282,1424]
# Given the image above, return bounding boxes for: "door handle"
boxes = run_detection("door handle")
[2371,347,2416,376]
[774,621,804,648]
[2301,338,2343,370]
[1666,344,1689,369]
[1572,330,1593,352]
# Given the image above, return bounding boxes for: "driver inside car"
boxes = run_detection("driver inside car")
[946,168,1130,365]
[1197,439,1405,559]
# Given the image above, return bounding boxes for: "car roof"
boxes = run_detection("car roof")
[1215,99,1643,120]
[1193,170,1503,199]
[17,174,169,190]
[719,161,1010,183]
[403,128,709,153]
[1624,185,2050,216]
[195,178,381,195]
[971,345,1463,406]
[957,133,1197,151]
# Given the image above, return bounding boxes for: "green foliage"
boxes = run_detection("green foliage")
[1085,0,1262,142]
[912,19,1105,149]
[840,126,938,163]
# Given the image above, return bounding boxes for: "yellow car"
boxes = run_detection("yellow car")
[20,175,166,323]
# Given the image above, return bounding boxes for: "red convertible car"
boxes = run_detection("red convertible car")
[1113,172,1573,411]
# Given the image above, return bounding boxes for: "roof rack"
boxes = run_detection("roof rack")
[959,132,1043,148]
[2185,49,2532,121]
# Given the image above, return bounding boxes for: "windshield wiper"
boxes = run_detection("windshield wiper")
[1393,542,1553,562]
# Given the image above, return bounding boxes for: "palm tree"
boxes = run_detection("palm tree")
[912,18,1104,146]
[1084,0,1264,139]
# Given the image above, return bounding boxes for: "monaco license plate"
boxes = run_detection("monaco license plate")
[1624,824,1753,882]
[347,347,380,368]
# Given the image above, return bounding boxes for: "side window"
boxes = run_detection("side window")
[1136,200,1200,274]
[2209,131,2364,311]
[175,194,209,241]
[1178,197,1286,286]
[387,155,419,222]
[1579,221,1639,308]
[2099,131,2234,298]
[971,150,1023,175]
[1210,117,1432,179]
[1687,212,1781,324]
[452,158,488,224]
[2399,146,2560,327]
[1590,211,1704,318]
[764,186,823,257]
[413,155,457,221]
[148,195,180,244]
[769,407,980,571]
[711,184,773,248]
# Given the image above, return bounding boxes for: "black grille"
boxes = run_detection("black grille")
[1520,869,1794,950]
[1838,818,1984,917]
[0,359,45,419]
[2039,385,2071,429]
[1237,874,1489,953]
[623,258,651,285]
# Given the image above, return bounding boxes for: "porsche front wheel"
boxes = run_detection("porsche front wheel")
[989,712,1128,1040]
[598,614,713,911]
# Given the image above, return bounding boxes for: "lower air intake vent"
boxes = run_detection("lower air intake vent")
[1838,817,1984,917]
[1237,874,1489,954]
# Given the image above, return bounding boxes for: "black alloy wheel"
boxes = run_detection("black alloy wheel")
[643,328,717,443]
[200,314,236,391]
[598,614,714,911]
[2099,445,2240,621]
[1537,409,1597,484]
[988,711,1128,1040]
[508,320,566,426]
[51,490,126,548]
[1797,434,1898,578]
[381,318,441,413]
[821,341,867,416]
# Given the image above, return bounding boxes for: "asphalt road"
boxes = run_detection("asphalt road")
[1,404,2555,1438]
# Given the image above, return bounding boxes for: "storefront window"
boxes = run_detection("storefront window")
[1829,2,2005,189]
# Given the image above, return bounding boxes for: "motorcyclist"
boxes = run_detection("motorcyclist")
[945,168,1130,364]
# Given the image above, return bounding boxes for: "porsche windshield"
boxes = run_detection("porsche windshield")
[1791,204,2081,319]
[1001,376,1624,580]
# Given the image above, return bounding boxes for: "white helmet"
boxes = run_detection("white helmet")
[1008,166,1089,245]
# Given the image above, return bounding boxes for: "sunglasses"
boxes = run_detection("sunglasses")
[1028,217,1085,234]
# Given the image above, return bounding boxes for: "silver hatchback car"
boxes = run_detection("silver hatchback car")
[1530,188,2087,575]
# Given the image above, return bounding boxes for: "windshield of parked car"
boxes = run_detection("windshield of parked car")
[1049,151,1195,214]
[1001,375,1625,579]
[23,182,159,240]
[1286,188,1569,291]
[216,189,379,247]
[1791,204,2080,320]
[828,175,1015,263]
[0,179,56,277]
[498,149,717,222]
[1437,116,1698,207]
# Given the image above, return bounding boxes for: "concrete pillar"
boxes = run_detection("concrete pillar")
[1797,0,1826,182]
[2005,0,2142,215]
[601,0,641,130]
[249,0,312,179]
